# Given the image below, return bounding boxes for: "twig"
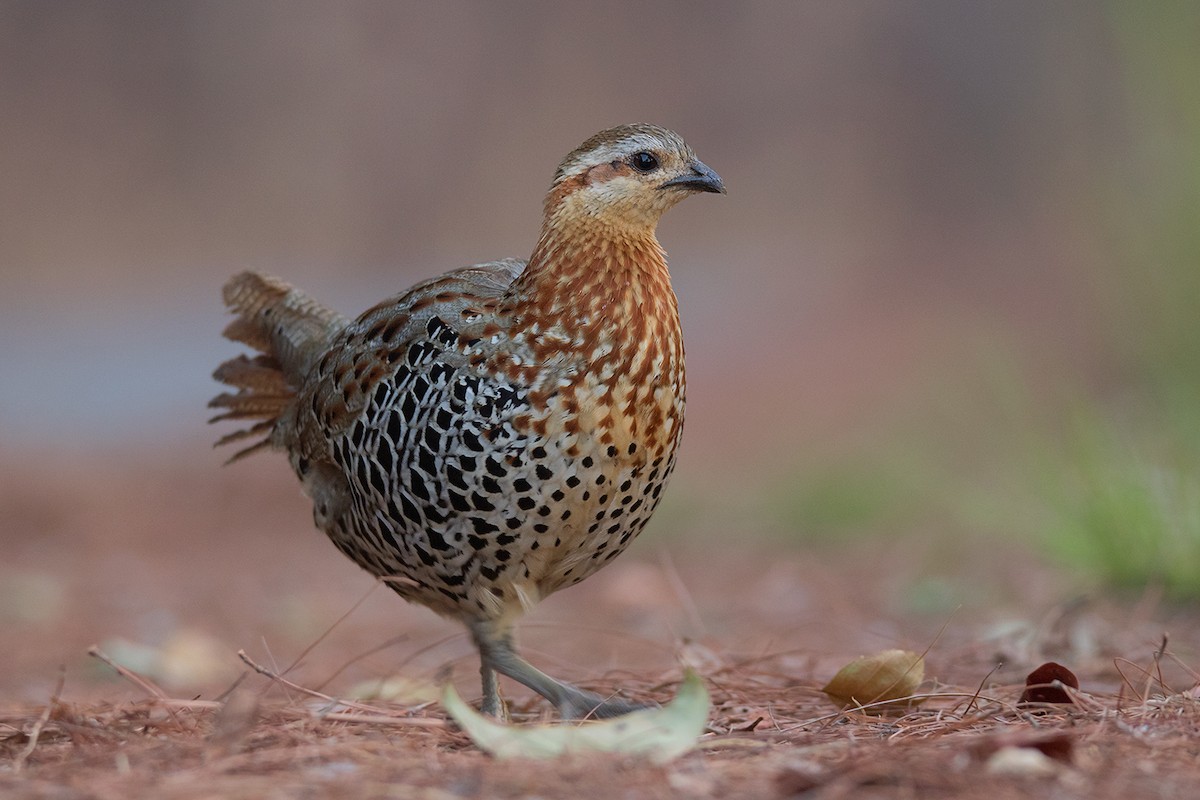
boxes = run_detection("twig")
[240,649,361,707]
[314,633,411,693]
[13,667,65,773]
[1062,682,1110,714]
[320,711,445,728]
[964,663,1003,716]
[390,630,468,673]
[277,580,380,685]
[1151,633,1170,697]
[659,548,706,636]
[777,691,1013,734]
[159,698,223,710]
[237,650,444,726]
[88,646,170,700]
[212,671,250,704]
[259,637,295,704]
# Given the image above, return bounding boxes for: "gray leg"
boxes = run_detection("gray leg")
[478,659,505,718]
[469,621,652,720]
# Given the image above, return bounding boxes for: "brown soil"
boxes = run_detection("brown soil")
[2,446,1198,799]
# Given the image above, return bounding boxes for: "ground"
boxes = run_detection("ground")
[2,445,1198,799]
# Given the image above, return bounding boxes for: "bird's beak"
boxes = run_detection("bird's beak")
[659,158,726,194]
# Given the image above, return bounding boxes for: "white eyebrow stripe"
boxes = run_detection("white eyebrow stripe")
[560,134,681,177]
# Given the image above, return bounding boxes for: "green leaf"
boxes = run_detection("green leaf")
[443,671,709,762]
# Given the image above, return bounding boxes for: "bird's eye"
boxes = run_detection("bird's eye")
[630,151,660,173]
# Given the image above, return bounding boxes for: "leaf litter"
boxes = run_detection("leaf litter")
[2,631,1200,799]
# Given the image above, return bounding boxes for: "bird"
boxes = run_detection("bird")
[210,124,725,719]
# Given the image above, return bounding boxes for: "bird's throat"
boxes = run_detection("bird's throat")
[508,226,677,334]
[501,224,686,469]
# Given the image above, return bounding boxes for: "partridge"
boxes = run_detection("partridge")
[210,124,724,718]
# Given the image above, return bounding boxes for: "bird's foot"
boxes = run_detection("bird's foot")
[479,693,509,720]
[556,687,657,720]
[472,622,654,721]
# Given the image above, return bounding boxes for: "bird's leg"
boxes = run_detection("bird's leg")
[469,621,652,720]
[478,659,506,719]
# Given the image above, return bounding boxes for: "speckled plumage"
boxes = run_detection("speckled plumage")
[210,124,724,718]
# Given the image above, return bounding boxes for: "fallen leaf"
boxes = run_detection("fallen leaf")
[157,629,233,687]
[98,630,233,688]
[1018,662,1078,705]
[822,649,925,712]
[443,671,709,762]
[985,746,1061,777]
[346,675,439,705]
[972,731,1075,764]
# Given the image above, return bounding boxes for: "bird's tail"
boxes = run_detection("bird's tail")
[209,271,348,461]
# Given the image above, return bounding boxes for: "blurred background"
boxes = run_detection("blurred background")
[2,2,1198,702]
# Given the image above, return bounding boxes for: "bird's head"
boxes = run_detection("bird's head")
[544,124,725,236]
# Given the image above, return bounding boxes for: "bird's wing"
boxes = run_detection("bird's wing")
[286,258,528,458]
